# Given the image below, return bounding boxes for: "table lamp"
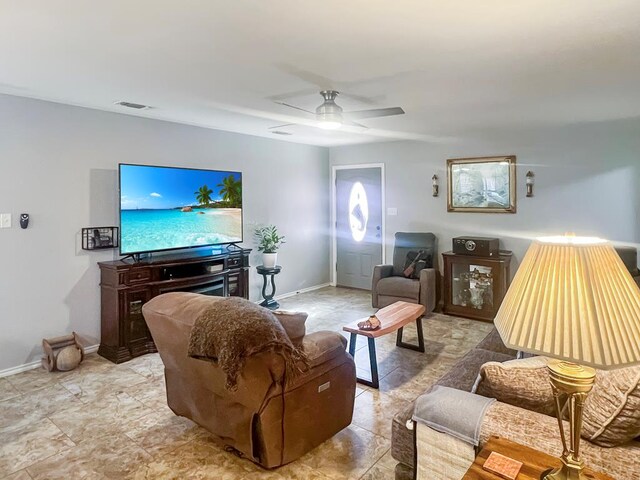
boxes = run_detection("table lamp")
[494,235,640,480]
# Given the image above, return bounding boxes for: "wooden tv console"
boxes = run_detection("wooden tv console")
[98,248,251,364]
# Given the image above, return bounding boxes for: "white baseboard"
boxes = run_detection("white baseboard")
[0,344,99,378]
[275,282,332,301]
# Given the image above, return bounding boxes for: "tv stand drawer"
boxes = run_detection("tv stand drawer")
[126,269,152,284]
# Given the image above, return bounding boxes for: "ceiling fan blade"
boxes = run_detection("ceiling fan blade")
[275,64,334,90]
[268,123,296,130]
[275,101,315,116]
[339,92,383,106]
[346,107,405,120]
[268,88,320,102]
[343,120,369,129]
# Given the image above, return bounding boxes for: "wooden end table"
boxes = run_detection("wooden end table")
[342,301,425,388]
[463,436,613,480]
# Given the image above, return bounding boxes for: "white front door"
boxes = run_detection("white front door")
[335,167,383,290]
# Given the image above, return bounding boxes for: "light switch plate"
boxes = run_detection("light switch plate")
[0,213,11,228]
[387,207,398,216]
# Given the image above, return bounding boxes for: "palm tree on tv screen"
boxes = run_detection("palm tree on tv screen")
[217,175,242,208]
[195,185,214,206]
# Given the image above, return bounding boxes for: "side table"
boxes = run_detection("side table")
[342,301,425,388]
[256,265,281,310]
[463,436,613,480]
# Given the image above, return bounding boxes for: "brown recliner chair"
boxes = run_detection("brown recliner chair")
[142,292,356,469]
[372,232,438,312]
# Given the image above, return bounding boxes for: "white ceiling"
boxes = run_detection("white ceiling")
[1,1,639,147]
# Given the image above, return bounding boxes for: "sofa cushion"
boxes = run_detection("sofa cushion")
[582,366,640,447]
[377,276,420,300]
[472,356,555,416]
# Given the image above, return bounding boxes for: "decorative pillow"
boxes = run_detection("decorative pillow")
[272,310,307,346]
[582,366,640,447]
[391,232,435,276]
[472,356,556,416]
[402,250,432,279]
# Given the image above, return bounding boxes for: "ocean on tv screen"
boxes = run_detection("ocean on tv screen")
[119,164,242,254]
[120,208,242,253]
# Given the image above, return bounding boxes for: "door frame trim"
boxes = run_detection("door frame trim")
[330,163,386,287]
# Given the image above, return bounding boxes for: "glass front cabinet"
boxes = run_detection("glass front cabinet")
[442,251,512,322]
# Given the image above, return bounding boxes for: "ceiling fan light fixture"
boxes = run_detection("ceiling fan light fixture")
[273,89,404,133]
[316,90,343,129]
[318,120,342,130]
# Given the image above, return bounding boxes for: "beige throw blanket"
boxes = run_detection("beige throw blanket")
[188,297,308,390]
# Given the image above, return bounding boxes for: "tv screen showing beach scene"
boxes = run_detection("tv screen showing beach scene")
[119,164,243,254]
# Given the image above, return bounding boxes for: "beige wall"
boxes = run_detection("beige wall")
[0,94,330,372]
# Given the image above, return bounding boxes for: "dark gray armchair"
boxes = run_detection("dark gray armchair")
[372,232,437,312]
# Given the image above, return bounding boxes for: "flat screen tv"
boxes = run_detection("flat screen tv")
[119,164,243,255]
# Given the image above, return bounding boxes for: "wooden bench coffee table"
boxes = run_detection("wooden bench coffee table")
[343,301,426,388]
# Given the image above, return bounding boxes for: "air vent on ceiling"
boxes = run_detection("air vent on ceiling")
[114,101,151,110]
[271,131,293,136]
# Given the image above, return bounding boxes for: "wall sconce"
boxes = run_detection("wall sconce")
[432,174,439,197]
[526,171,535,197]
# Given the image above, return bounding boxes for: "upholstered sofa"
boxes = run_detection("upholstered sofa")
[143,292,356,469]
[391,244,640,479]
[391,328,640,480]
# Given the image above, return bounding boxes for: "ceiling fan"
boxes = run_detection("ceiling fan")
[271,90,405,131]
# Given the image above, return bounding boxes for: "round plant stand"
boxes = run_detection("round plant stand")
[256,265,282,310]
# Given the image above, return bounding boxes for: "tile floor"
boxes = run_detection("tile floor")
[0,287,493,479]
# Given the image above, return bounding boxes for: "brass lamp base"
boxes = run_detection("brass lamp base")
[543,360,596,480]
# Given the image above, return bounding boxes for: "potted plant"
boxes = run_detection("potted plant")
[254,225,285,268]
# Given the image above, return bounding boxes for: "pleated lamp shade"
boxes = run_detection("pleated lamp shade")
[494,236,640,369]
